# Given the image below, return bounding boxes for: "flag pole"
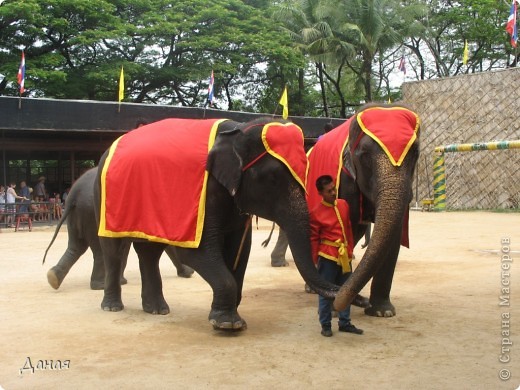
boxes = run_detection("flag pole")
[204,69,214,119]
[118,65,124,113]
[277,85,288,120]
[17,50,25,110]
[272,105,278,119]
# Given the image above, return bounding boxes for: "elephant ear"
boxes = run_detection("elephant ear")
[342,146,357,181]
[207,128,243,196]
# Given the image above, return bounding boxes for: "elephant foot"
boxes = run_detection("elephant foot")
[101,296,124,312]
[352,294,371,309]
[142,297,170,315]
[47,267,64,290]
[271,259,289,267]
[209,309,247,331]
[364,298,396,317]
[177,265,194,278]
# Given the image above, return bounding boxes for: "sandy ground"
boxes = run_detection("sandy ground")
[0,211,519,390]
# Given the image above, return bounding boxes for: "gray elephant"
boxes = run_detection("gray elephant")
[43,167,194,291]
[308,103,420,317]
[94,117,340,331]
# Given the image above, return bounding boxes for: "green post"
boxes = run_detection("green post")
[433,152,446,210]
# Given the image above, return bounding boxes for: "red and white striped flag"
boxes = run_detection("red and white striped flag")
[17,50,25,94]
[398,55,406,75]
[506,0,518,47]
[207,70,214,106]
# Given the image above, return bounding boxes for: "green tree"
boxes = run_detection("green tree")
[274,0,364,118]
[402,0,513,80]
[0,0,303,111]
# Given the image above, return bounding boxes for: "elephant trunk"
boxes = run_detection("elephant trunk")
[278,189,338,300]
[334,165,409,311]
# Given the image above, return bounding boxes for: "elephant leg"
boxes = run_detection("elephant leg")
[223,228,251,309]
[89,240,129,290]
[196,227,251,331]
[195,262,246,330]
[119,243,130,285]
[100,238,126,312]
[89,240,106,290]
[270,229,289,267]
[365,241,401,317]
[134,242,169,315]
[47,239,89,289]
[164,246,194,278]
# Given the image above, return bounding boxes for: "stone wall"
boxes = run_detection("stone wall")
[402,68,520,209]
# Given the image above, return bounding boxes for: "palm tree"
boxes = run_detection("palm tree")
[273,0,355,117]
[322,0,403,102]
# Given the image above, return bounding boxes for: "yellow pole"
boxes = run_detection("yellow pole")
[433,152,446,210]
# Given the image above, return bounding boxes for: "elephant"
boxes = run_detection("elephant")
[94,117,341,331]
[307,103,420,318]
[43,167,194,291]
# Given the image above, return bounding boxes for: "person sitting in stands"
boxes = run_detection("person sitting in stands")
[53,193,63,220]
[30,197,40,220]
[40,197,49,221]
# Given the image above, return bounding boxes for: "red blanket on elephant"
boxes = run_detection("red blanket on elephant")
[306,107,416,248]
[356,106,419,167]
[260,122,307,191]
[306,117,353,211]
[98,118,227,247]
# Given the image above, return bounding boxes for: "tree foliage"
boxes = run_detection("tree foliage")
[0,0,303,109]
[0,0,517,117]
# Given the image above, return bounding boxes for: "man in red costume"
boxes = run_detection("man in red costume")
[310,175,363,337]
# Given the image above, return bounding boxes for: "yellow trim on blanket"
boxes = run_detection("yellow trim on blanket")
[98,119,228,247]
[98,135,123,237]
[356,106,420,167]
[305,145,314,190]
[261,122,307,191]
[194,118,229,246]
[335,134,349,189]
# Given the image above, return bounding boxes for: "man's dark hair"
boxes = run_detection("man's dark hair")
[316,175,333,192]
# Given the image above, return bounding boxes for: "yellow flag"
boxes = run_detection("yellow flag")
[118,66,124,102]
[463,40,469,65]
[279,86,288,119]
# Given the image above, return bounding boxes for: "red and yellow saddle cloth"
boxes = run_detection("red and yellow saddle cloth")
[98,119,307,247]
[306,117,353,211]
[356,106,420,166]
[98,118,227,247]
[260,122,307,191]
[307,106,419,248]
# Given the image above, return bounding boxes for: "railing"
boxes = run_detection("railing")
[0,201,63,229]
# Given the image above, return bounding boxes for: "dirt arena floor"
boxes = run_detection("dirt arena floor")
[0,211,519,389]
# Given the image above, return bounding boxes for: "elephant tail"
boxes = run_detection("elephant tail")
[261,221,276,248]
[42,202,72,265]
